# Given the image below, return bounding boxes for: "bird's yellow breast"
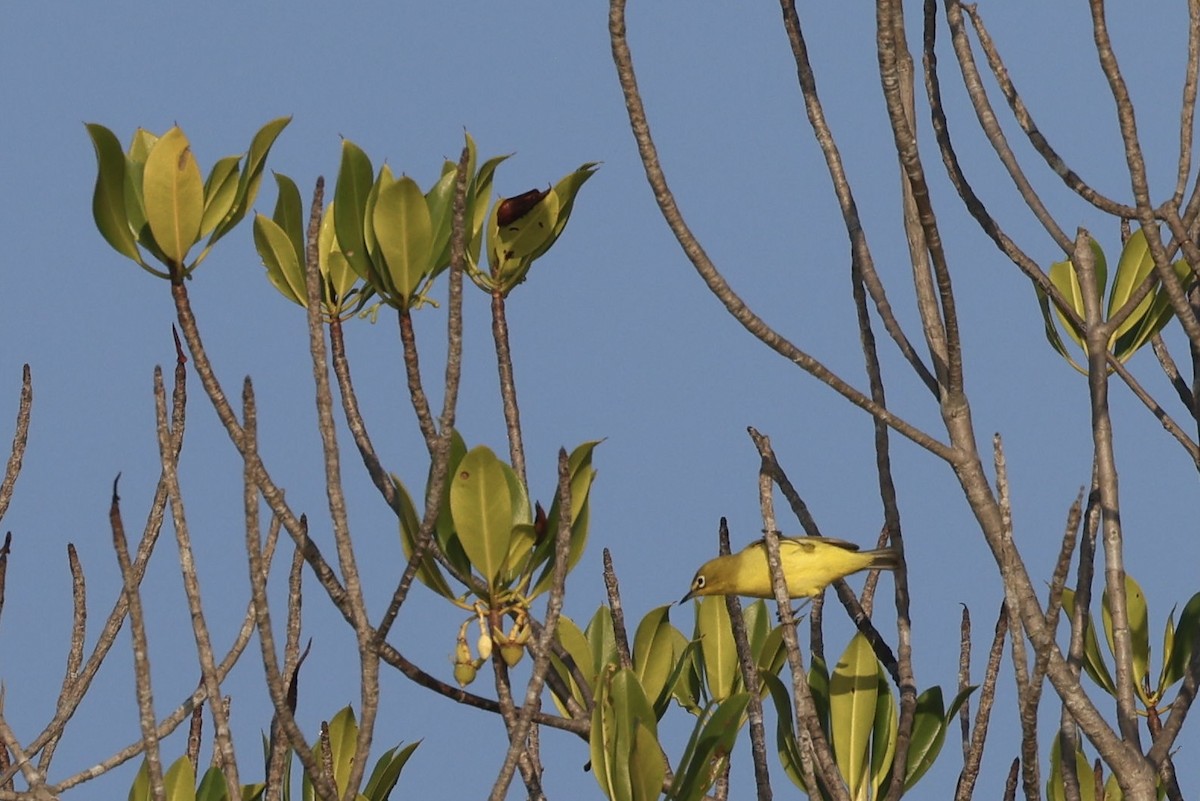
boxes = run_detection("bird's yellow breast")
[688,537,890,600]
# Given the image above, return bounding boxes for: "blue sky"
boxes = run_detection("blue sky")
[0,2,1196,798]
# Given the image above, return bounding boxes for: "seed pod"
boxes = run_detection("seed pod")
[454,661,478,687]
[501,642,525,668]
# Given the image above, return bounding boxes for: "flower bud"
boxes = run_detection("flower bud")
[477,630,494,662]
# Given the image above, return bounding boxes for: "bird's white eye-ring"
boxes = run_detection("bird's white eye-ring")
[694,575,706,589]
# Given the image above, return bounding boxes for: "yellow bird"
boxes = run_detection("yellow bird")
[681,536,901,602]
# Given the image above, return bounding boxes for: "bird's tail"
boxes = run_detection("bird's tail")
[866,548,902,571]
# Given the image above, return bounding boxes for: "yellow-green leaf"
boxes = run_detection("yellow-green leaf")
[632,605,676,706]
[695,595,738,701]
[1101,574,1150,703]
[253,214,305,305]
[200,155,242,238]
[143,126,204,267]
[86,123,144,266]
[829,632,879,798]
[334,140,375,281]
[373,174,432,301]
[1062,587,1117,696]
[162,756,197,801]
[449,446,514,590]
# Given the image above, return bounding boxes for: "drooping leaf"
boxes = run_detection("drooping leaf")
[253,214,305,305]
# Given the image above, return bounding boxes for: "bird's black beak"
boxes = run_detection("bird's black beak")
[679,590,695,604]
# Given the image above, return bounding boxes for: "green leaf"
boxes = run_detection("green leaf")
[1107,229,1157,349]
[431,430,474,581]
[200,155,242,239]
[587,605,618,679]
[761,671,807,792]
[466,146,511,270]
[210,116,290,243]
[162,756,197,801]
[373,174,433,301]
[829,632,879,797]
[1121,256,1194,358]
[530,440,600,597]
[870,669,898,801]
[632,605,676,706]
[550,614,594,716]
[1046,237,1107,353]
[271,172,306,269]
[809,654,831,736]
[254,214,306,305]
[318,201,361,304]
[143,126,204,267]
[695,595,738,701]
[531,162,600,262]
[393,474,455,599]
[590,667,661,801]
[425,164,459,277]
[668,694,749,801]
[324,706,360,798]
[488,188,560,278]
[628,719,666,801]
[903,684,974,790]
[334,140,376,282]
[128,758,151,801]
[1165,591,1200,689]
[1062,588,1118,696]
[449,446,514,590]
[1101,574,1151,703]
[361,741,420,801]
[86,123,145,267]
[669,625,705,714]
[1047,732,1097,801]
[196,766,230,801]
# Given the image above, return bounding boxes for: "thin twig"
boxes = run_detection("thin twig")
[109,476,164,800]
[602,549,633,670]
[490,450,575,801]
[719,518,773,801]
[953,600,1008,801]
[0,364,31,523]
